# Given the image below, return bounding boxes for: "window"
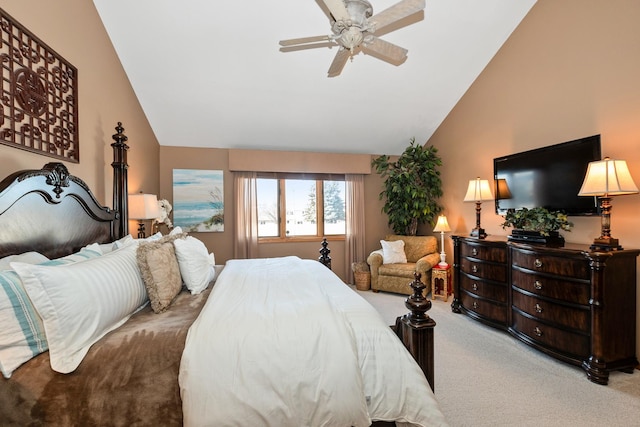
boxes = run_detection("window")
[257,176,345,241]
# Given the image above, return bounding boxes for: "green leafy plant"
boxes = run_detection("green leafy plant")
[500,207,573,236]
[372,138,443,236]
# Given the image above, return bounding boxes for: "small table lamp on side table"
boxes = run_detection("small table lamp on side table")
[432,215,452,301]
[128,193,161,239]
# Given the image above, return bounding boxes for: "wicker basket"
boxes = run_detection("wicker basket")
[352,261,371,291]
[354,271,371,291]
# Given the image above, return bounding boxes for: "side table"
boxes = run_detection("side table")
[431,264,452,301]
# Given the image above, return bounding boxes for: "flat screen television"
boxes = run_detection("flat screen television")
[493,135,602,216]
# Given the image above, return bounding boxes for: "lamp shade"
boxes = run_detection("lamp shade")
[495,178,512,200]
[433,215,451,232]
[578,158,639,197]
[463,178,494,202]
[128,193,161,220]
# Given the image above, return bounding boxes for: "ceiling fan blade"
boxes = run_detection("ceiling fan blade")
[279,35,331,47]
[370,0,426,34]
[362,37,408,66]
[315,0,335,22]
[280,41,339,53]
[327,49,351,77]
[320,0,351,22]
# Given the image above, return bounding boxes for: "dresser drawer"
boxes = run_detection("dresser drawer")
[512,311,589,358]
[511,290,589,332]
[460,274,508,303]
[461,242,507,263]
[460,291,508,324]
[460,258,507,282]
[511,269,590,305]
[511,249,590,279]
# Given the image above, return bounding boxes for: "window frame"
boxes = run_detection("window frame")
[257,173,346,243]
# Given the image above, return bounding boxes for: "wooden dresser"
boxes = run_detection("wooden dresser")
[451,235,639,385]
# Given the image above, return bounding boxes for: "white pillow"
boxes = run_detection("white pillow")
[0,244,105,378]
[112,232,162,250]
[10,244,148,374]
[43,243,103,265]
[0,252,49,271]
[0,269,47,378]
[380,240,407,264]
[173,236,216,295]
[112,234,134,249]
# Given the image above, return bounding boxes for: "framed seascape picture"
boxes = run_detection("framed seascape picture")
[172,169,224,232]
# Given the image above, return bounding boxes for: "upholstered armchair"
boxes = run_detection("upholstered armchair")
[366,234,440,295]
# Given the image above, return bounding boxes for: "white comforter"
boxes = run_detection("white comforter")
[179,256,448,427]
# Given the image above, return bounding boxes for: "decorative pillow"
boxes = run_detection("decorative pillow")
[0,252,49,271]
[11,243,148,374]
[380,239,408,264]
[0,243,103,378]
[112,233,163,250]
[136,240,183,313]
[0,269,48,378]
[41,243,103,266]
[173,236,216,295]
[112,234,134,249]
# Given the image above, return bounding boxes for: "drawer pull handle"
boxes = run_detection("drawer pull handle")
[534,326,543,337]
[471,248,478,256]
[472,283,478,291]
[471,265,478,273]
[534,259,543,268]
[535,303,543,313]
[534,280,543,290]
[472,301,478,309]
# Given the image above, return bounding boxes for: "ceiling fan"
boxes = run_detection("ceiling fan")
[279,0,426,77]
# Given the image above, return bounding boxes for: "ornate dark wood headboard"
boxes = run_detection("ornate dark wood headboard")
[0,122,130,259]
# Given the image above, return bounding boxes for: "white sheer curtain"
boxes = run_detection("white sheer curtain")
[345,174,366,285]
[233,172,259,259]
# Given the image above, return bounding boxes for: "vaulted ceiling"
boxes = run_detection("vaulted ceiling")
[93,0,536,155]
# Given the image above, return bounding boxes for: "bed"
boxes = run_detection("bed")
[0,123,447,426]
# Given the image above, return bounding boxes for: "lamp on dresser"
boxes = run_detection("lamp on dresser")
[128,193,161,238]
[578,157,639,250]
[433,215,451,267]
[463,177,494,239]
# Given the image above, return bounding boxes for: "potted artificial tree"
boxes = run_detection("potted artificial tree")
[372,138,443,235]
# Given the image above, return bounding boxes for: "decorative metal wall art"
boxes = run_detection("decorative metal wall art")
[0,8,79,162]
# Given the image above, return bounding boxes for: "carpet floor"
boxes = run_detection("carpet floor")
[354,287,640,427]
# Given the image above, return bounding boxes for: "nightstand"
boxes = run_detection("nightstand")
[431,264,452,301]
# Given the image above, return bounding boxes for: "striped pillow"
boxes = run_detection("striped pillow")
[0,270,48,378]
[12,243,148,374]
[0,244,103,378]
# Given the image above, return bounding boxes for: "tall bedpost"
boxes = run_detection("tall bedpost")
[318,237,332,269]
[395,272,436,391]
[111,122,129,239]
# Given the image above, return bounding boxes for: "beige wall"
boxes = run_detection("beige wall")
[160,146,394,282]
[0,0,159,234]
[427,0,640,355]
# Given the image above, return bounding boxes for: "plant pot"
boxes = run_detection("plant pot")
[507,229,565,247]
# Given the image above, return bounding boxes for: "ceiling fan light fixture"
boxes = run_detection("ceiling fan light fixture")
[340,26,364,50]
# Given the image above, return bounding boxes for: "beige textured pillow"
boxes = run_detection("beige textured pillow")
[136,240,182,313]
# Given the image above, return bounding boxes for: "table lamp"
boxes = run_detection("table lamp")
[128,193,161,238]
[433,215,451,267]
[463,177,494,239]
[578,157,638,250]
